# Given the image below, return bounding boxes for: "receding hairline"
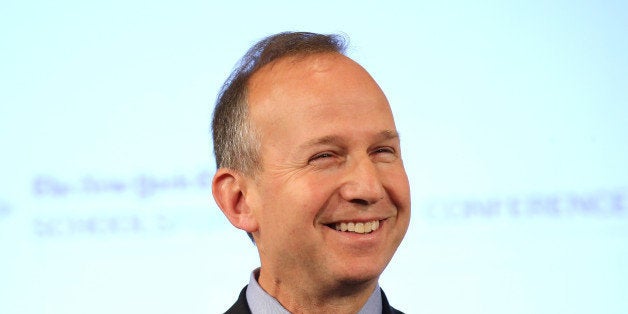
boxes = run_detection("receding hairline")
[243,52,352,132]
[243,51,396,151]
[245,51,349,92]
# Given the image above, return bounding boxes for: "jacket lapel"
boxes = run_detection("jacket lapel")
[224,286,251,314]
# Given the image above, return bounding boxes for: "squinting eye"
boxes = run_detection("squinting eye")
[308,151,341,167]
[310,152,333,161]
[371,147,397,162]
[373,147,395,154]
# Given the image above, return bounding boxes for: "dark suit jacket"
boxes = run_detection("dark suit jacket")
[225,285,403,314]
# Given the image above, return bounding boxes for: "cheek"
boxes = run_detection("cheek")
[280,173,340,227]
[383,166,411,207]
[300,171,340,202]
[258,174,335,225]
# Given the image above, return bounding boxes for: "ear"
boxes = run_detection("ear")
[212,168,259,233]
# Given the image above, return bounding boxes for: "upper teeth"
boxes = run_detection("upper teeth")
[334,220,380,234]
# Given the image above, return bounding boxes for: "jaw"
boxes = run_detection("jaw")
[255,214,407,296]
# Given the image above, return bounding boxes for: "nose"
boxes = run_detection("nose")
[339,156,386,206]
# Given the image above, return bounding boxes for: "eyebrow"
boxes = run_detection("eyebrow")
[299,130,400,149]
[379,129,400,141]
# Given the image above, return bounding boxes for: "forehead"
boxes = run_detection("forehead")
[247,52,391,117]
[245,52,396,149]
[249,52,349,87]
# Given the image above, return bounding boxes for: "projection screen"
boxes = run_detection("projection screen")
[1,1,627,313]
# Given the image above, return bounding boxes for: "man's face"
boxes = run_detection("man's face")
[245,53,410,288]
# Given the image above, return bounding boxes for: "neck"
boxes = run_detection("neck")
[257,268,379,314]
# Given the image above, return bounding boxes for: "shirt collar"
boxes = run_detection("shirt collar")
[246,268,382,314]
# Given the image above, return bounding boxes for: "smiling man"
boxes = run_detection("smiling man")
[211,32,410,314]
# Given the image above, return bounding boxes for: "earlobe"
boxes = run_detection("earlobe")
[212,169,259,233]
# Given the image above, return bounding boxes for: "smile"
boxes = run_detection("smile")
[332,220,380,234]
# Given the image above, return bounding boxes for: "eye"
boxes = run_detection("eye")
[307,151,341,168]
[372,147,395,155]
[309,152,334,162]
[371,146,397,162]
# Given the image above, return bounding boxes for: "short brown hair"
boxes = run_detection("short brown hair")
[211,32,348,175]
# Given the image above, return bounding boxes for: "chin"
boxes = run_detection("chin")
[332,261,384,287]
[336,274,379,287]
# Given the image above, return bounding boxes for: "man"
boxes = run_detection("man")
[211,31,410,314]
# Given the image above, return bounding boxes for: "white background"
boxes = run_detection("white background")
[1,1,627,313]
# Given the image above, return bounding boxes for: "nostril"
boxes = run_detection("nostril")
[350,198,370,206]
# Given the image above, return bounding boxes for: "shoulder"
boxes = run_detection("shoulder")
[381,288,405,314]
[224,286,251,314]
